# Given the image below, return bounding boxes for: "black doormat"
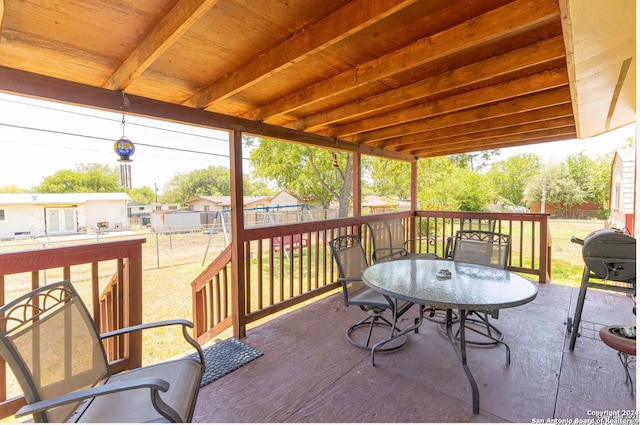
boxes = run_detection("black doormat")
[193,338,263,387]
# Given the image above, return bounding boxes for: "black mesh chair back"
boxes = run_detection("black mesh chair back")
[445,217,498,259]
[450,230,511,346]
[329,234,389,310]
[451,230,509,269]
[0,280,205,423]
[368,218,437,263]
[328,234,415,354]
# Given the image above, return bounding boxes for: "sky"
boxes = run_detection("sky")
[0,92,636,193]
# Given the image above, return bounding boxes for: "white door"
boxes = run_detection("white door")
[47,208,76,234]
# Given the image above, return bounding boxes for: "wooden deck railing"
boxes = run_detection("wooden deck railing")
[0,238,145,418]
[412,211,552,283]
[191,210,551,342]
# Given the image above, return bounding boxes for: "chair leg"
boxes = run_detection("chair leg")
[617,351,636,397]
[371,311,422,366]
[346,311,408,352]
[440,310,505,347]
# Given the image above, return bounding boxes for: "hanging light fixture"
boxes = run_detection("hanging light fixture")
[114,113,135,162]
[114,93,135,188]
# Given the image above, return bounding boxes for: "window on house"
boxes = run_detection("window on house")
[204,205,210,211]
[0,209,5,221]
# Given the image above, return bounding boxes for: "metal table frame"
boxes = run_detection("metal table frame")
[362,259,537,414]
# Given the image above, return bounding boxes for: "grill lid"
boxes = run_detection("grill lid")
[580,228,636,282]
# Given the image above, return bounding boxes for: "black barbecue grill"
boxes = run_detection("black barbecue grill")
[567,228,636,350]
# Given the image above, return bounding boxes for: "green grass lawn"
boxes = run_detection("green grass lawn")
[546,219,605,286]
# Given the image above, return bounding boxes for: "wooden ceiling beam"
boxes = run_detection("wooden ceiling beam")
[416,131,576,158]
[243,0,559,122]
[104,0,220,90]
[0,65,415,163]
[396,117,576,153]
[289,35,567,131]
[327,68,569,139]
[185,0,420,109]
[369,103,575,149]
[346,87,573,143]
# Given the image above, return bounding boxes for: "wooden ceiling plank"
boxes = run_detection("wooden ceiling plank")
[395,117,576,152]
[104,0,221,90]
[326,68,569,138]
[185,0,420,109]
[290,35,567,131]
[346,87,573,143]
[415,131,577,158]
[244,0,559,122]
[370,104,575,149]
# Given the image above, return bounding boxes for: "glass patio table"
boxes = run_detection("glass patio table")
[362,258,538,414]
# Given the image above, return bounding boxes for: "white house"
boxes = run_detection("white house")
[0,193,130,240]
[609,148,636,234]
[185,196,273,212]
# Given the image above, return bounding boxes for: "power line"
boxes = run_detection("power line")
[0,95,230,143]
[0,122,253,160]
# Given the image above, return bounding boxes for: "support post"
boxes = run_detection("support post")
[229,130,247,338]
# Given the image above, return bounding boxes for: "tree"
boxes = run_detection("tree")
[126,186,156,204]
[0,184,29,193]
[525,162,586,216]
[450,150,500,172]
[487,153,541,206]
[414,156,496,211]
[589,153,614,210]
[35,163,122,193]
[566,152,612,209]
[370,157,411,200]
[162,166,231,203]
[247,137,353,217]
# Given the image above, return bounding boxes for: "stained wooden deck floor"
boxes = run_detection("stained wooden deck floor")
[193,282,637,423]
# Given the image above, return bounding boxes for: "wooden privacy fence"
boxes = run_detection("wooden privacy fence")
[190,211,551,342]
[0,238,145,419]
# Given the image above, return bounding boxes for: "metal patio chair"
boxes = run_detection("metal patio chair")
[328,234,418,354]
[0,280,205,423]
[444,217,497,259]
[450,229,511,346]
[367,218,438,263]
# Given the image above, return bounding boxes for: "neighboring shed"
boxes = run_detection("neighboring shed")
[0,193,130,240]
[185,196,272,212]
[150,210,202,233]
[609,148,636,234]
[270,191,299,207]
[363,195,401,214]
[127,201,181,226]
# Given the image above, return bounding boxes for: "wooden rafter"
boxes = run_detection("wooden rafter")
[104,0,220,90]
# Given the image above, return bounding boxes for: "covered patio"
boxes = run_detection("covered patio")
[193,283,637,422]
[0,0,636,422]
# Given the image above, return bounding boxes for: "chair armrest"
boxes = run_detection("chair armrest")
[100,319,205,367]
[15,377,181,422]
[100,319,193,339]
[372,247,408,262]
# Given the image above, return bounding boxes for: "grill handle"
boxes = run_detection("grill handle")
[570,236,584,245]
